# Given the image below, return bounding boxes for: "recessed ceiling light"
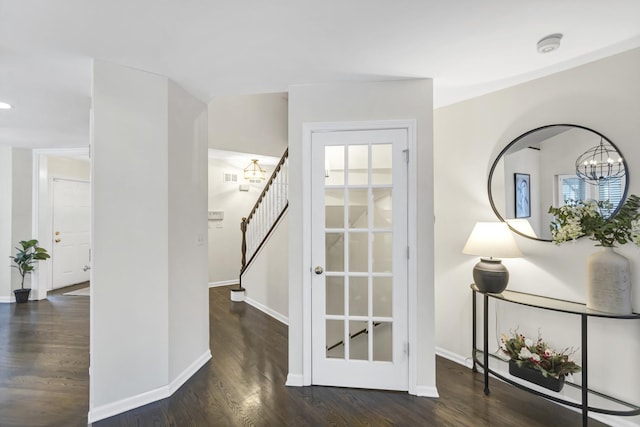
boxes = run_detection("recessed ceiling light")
[0,101,12,109]
[537,33,563,54]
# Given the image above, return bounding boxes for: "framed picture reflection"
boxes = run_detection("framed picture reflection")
[515,173,530,218]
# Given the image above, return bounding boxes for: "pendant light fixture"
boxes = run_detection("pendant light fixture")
[575,138,625,185]
[243,159,266,181]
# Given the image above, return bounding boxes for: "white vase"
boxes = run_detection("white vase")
[586,247,633,315]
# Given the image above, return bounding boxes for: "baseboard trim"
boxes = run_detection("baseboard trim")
[413,385,439,398]
[245,296,288,325]
[169,350,212,394]
[589,413,639,427]
[436,346,474,369]
[208,280,237,288]
[285,373,304,387]
[88,384,169,424]
[0,296,14,303]
[88,349,212,424]
[434,348,635,426]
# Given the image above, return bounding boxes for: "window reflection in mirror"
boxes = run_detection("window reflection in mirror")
[488,125,628,242]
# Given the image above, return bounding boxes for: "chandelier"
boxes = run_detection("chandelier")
[575,138,625,185]
[243,159,266,181]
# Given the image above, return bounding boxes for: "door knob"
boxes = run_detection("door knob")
[83,265,91,272]
[314,266,324,275]
[55,239,61,243]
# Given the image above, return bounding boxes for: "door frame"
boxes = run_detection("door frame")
[301,120,418,394]
[32,147,90,299]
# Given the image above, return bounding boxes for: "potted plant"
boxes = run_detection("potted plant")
[9,239,50,303]
[500,330,581,392]
[548,194,640,314]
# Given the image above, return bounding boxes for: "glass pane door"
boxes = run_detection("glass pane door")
[311,128,408,390]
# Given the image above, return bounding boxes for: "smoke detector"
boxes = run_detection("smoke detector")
[537,33,563,54]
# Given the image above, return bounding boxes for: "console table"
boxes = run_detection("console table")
[471,284,640,426]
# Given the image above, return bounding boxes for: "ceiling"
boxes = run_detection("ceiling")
[1,1,639,150]
[208,148,280,168]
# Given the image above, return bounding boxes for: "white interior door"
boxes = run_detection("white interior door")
[311,128,408,390]
[52,179,90,289]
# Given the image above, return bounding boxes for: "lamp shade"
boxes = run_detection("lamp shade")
[462,222,522,258]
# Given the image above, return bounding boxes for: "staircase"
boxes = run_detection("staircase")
[239,148,289,288]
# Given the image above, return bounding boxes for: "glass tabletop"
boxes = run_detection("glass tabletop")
[471,284,640,319]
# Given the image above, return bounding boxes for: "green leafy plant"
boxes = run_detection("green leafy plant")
[548,194,640,247]
[500,330,581,379]
[9,239,51,289]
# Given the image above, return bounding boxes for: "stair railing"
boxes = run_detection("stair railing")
[239,148,289,286]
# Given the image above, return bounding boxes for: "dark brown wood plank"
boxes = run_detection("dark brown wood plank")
[0,285,608,426]
[0,288,89,427]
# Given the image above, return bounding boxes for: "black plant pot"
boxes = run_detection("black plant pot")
[509,360,565,392]
[13,288,31,304]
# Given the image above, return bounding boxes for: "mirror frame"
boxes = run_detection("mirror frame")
[487,124,630,242]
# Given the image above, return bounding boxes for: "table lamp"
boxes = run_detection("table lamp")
[462,221,522,293]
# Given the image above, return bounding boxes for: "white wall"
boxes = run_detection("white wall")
[434,48,640,425]
[11,148,33,290]
[92,59,170,411]
[208,92,288,157]
[48,156,90,180]
[207,157,273,284]
[90,60,210,422]
[0,147,12,300]
[242,214,289,323]
[167,81,209,381]
[288,79,435,392]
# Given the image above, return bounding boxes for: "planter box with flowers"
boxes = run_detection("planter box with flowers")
[500,331,581,392]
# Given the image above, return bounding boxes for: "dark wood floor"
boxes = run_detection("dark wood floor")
[0,285,606,427]
[0,284,90,427]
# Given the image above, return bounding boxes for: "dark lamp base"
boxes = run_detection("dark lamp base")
[473,258,509,294]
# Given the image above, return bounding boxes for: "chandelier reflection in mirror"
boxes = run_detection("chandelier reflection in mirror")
[243,159,266,181]
[575,138,625,185]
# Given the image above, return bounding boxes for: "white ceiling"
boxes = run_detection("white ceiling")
[208,148,280,168]
[1,0,640,149]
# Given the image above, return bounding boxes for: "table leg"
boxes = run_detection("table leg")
[582,314,588,426]
[472,290,477,372]
[484,294,489,395]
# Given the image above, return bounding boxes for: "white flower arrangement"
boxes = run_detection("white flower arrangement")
[549,194,640,247]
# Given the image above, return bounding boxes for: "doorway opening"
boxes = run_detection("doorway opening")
[32,148,91,299]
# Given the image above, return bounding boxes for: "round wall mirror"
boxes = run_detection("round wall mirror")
[488,124,629,242]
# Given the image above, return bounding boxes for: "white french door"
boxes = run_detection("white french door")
[311,128,409,390]
[52,179,90,289]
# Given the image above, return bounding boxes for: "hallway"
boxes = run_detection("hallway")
[0,286,602,426]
